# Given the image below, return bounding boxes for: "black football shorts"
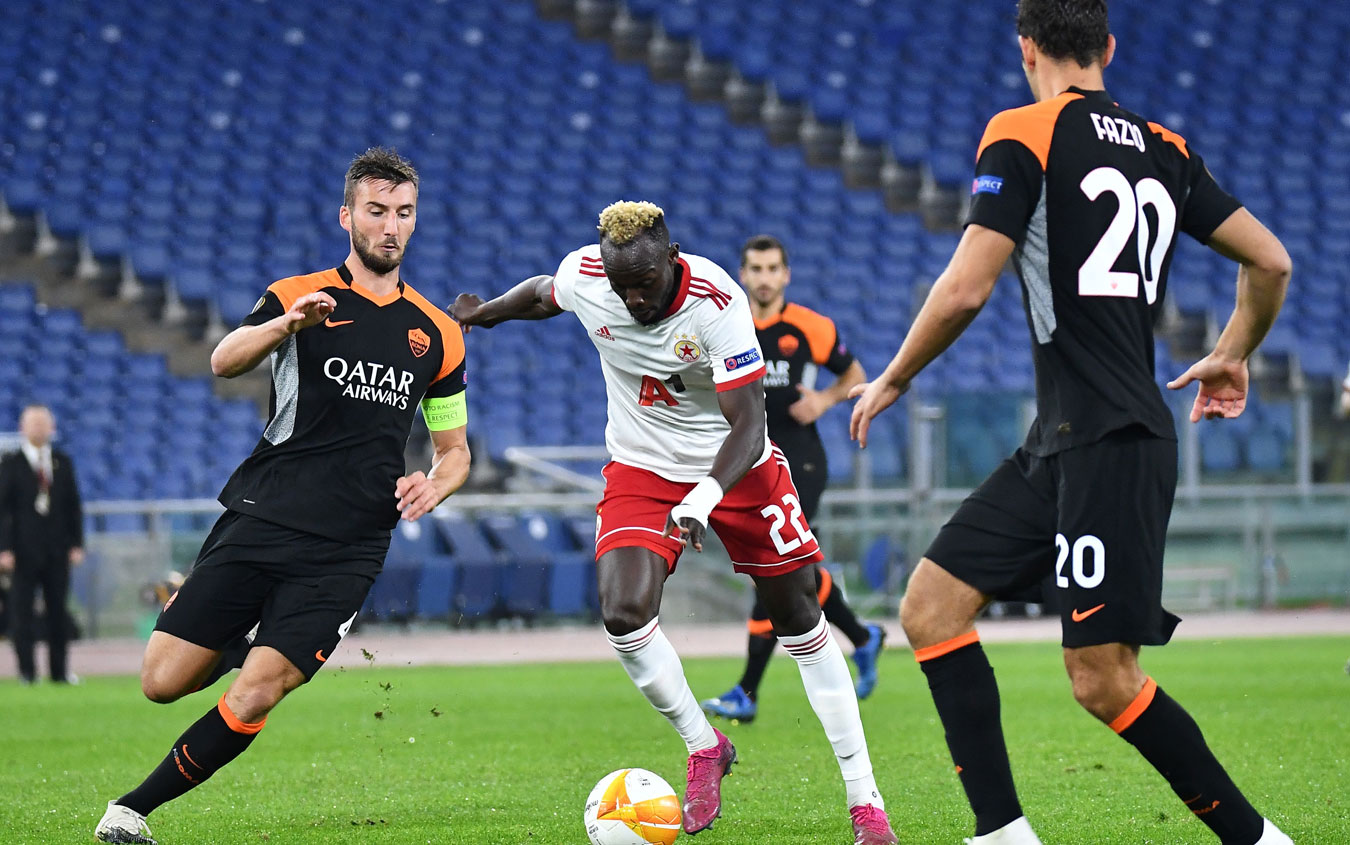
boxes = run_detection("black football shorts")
[156,510,384,679]
[925,426,1181,648]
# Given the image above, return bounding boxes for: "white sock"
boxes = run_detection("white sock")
[607,617,718,754]
[780,615,883,810]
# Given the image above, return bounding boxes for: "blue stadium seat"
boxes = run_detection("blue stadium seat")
[1245,428,1286,473]
[0,0,1340,496]
[478,514,551,620]
[368,520,447,621]
[1200,427,1242,474]
[435,516,500,622]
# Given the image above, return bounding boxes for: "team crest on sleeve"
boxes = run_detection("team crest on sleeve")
[777,335,800,356]
[408,328,431,358]
[673,334,702,363]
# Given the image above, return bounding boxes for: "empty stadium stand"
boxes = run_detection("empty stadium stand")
[0,0,1333,512]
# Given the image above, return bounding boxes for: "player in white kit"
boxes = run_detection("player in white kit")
[451,202,896,844]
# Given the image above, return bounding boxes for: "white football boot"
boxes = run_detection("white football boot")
[964,816,1042,844]
[95,800,156,844]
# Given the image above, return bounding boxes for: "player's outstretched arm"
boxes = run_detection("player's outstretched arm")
[210,291,336,378]
[663,379,767,553]
[849,224,1013,447]
[1167,209,1292,422]
[450,275,562,331]
[396,424,470,522]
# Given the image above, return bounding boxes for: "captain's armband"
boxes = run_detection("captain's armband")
[421,393,467,431]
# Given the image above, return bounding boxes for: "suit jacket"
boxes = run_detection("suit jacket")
[0,448,84,565]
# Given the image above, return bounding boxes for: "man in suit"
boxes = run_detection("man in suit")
[0,404,84,684]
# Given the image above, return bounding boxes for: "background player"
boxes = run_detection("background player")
[451,202,896,844]
[702,235,884,725]
[849,2,1294,843]
[95,148,472,844]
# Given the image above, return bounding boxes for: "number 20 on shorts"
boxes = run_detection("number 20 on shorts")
[1055,533,1105,589]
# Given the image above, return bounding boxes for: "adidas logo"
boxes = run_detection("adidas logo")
[594,326,615,341]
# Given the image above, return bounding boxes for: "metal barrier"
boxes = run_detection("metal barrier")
[73,478,1350,638]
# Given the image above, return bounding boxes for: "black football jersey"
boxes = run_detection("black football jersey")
[754,302,855,449]
[219,263,466,545]
[967,86,1241,455]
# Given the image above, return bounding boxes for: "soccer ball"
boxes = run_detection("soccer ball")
[583,768,682,845]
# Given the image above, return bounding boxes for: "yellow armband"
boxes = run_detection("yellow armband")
[421,393,467,431]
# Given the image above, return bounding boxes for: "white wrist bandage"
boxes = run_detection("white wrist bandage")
[669,477,724,530]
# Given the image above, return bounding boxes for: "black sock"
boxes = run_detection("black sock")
[196,637,251,691]
[737,633,776,700]
[918,635,1022,836]
[1116,681,1264,845]
[118,697,265,816]
[820,577,870,648]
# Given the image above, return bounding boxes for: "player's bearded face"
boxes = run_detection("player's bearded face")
[352,224,406,275]
[741,248,789,307]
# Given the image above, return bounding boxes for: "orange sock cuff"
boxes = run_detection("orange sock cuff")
[815,567,833,606]
[1109,676,1158,734]
[747,618,775,638]
[914,630,980,663]
[218,694,267,735]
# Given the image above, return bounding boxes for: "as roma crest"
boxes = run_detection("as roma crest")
[408,328,431,358]
[777,334,800,357]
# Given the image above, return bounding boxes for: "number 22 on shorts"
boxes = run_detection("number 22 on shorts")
[761,493,815,555]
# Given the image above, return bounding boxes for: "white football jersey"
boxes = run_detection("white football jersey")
[551,246,770,482]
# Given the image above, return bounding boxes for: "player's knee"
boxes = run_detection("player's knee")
[601,598,655,637]
[1064,646,1145,721]
[899,588,943,645]
[225,679,287,724]
[1067,666,1114,717]
[1065,661,1133,721]
[140,666,188,704]
[765,601,819,638]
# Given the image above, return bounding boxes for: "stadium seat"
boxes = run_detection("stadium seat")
[1,0,1336,518]
[478,514,551,620]
[368,521,433,621]
[435,516,500,623]
[1200,427,1243,474]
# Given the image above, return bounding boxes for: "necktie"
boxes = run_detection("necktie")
[35,456,50,516]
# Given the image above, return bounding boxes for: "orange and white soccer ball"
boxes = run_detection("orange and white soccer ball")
[583,768,682,845]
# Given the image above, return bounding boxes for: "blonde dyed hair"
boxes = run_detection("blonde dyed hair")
[597,200,665,245]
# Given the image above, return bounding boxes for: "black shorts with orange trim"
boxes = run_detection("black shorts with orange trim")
[155,510,381,679]
[925,426,1181,649]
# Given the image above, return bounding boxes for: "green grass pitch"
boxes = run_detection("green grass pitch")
[1,637,1346,843]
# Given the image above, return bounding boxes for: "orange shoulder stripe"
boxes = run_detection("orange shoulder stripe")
[1146,122,1190,159]
[404,284,465,384]
[782,303,839,365]
[976,91,1082,170]
[267,269,340,312]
